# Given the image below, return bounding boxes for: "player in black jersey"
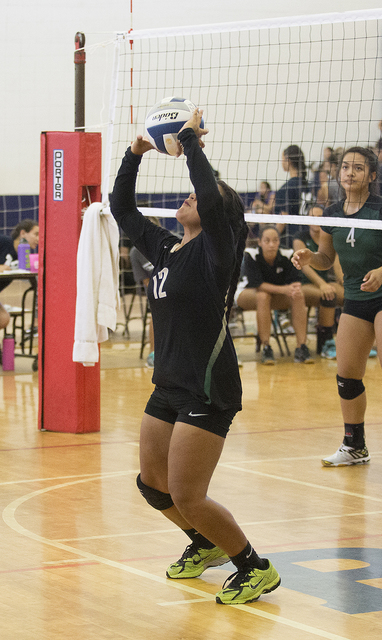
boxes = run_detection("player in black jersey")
[111,109,280,604]
[293,147,382,467]
[236,225,314,365]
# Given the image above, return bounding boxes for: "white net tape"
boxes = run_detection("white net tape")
[134,209,382,232]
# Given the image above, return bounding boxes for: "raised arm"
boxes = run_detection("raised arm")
[110,136,173,263]
[111,142,147,242]
[177,111,234,266]
[177,110,221,231]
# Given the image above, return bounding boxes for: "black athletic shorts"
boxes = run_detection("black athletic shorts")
[144,386,238,438]
[343,296,382,324]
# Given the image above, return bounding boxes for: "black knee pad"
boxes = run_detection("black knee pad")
[320,294,337,308]
[136,474,174,510]
[336,375,365,400]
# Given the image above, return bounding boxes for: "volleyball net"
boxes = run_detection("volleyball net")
[100,9,381,197]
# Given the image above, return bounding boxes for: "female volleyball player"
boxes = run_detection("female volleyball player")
[293,147,382,466]
[111,108,280,605]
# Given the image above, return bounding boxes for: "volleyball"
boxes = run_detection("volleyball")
[144,97,204,156]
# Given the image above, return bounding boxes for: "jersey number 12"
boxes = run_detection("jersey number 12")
[152,268,168,299]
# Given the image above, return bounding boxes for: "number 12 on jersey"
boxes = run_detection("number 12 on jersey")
[153,268,168,299]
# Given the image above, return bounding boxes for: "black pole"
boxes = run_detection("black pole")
[74,32,86,131]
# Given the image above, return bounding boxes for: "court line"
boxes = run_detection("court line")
[2,465,381,541]
[2,478,351,640]
[224,451,382,463]
[42,558,90,565]
[0,440,140,453]
[227,424,382,437]
[157,599,351,640]
[1,450,380,487]
[158,598,209,605]
[0,469,139,487]
[219,463,382,503]
[55,511,382,542]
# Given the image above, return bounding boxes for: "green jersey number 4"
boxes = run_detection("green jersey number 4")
[346,227,355,248]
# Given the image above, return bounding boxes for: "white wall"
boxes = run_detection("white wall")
[1,0,382,194]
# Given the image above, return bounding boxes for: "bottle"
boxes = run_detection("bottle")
[17,239,30,270]
[2,335,15,371]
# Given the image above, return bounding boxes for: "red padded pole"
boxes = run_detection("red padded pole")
[38,131,102,433]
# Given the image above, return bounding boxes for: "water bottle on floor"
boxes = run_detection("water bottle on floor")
[2,335,15,371]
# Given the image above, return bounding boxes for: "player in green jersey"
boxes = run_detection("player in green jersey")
[292,147,382,467]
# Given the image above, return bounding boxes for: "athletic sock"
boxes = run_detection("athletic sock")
[229,541,268,572]
[183,528,216,550]
[343,422,365,449]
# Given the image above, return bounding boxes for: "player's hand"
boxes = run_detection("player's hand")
[360,267,382,292]
[292,248,313,270]
[179,108,209,138]
[319,282,336,300]
[285,282,303,299]
[131,135,155,156]
[176,108,209,157]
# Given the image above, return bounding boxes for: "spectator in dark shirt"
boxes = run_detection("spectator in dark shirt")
[0,219,39,280]
[275,145,309,249]
[0,219,39,329]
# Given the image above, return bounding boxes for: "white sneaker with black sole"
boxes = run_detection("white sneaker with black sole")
[321,444,370,467]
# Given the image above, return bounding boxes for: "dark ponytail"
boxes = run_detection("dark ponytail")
[217,180,248,319]
[284,145,307,187]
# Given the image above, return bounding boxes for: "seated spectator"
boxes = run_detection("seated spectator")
[0,219,39,335]
[274,145,309,249]
[0,219,39,280]
[235,225,314,365]
[250,181,275,215]
[246,181,276,247]
[293,207,344,359]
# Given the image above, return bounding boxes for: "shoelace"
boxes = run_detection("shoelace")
[221,570,247,590]
[178,543,199,564]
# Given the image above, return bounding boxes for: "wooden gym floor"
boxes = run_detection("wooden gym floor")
[0,282,381,639]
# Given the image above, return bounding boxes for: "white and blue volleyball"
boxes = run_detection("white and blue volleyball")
[145,97,204,156]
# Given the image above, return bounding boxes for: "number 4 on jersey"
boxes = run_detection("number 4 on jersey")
[346,227,355,247]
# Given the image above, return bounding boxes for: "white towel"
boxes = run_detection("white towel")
[73,202,120,365]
